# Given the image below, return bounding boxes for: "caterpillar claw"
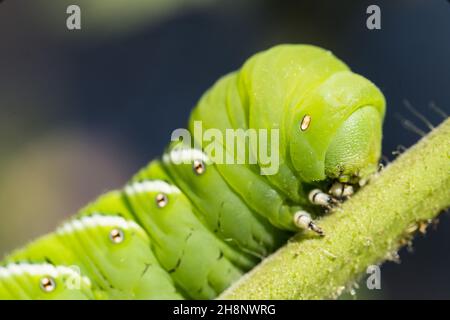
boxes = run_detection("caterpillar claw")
[308,221,324,236]
[293,211,324,236]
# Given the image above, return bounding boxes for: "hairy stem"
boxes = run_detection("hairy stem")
[220,118,450,300]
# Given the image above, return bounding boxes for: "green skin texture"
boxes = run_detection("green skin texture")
[0,44,385,300]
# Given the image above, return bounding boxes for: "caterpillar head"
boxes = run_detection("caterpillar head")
[290,71,386,186]
[323,105,383,184]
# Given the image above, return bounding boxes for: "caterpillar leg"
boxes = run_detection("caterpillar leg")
[308,189,338,208]
[328,182,354,199]
[293,211,324,236]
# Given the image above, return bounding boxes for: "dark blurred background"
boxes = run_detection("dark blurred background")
[0,0,449,299]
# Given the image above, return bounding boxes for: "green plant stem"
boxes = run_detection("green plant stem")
[220,118,450,300]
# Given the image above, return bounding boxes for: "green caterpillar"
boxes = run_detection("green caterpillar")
[0,44,385,300]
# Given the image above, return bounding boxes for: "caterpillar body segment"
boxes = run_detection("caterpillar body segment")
[0,44,386,300]
[131,159,260,269]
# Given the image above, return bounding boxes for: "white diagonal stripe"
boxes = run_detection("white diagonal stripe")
[124,180,180,195]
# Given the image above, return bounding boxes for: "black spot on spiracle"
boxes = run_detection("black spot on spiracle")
[218,251,224,260]
[44,257,55,265]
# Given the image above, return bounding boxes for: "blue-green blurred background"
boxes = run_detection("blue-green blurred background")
[0,0,449,299]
